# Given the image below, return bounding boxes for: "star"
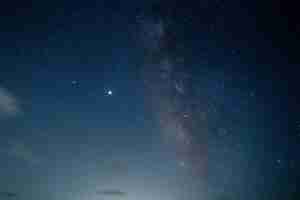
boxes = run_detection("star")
[71,80,78,85]
[106,90,113,96]
[276,159,281,164]
[179,161,186,168]
[183,114,189,118]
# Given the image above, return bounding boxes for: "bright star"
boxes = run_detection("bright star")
[107,90,112,96]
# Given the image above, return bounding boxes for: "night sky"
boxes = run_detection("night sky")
[0,0,298,200]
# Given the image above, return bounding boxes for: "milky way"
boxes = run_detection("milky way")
[137,14,269,200]
[0,2,294,200]
[139,16,208,198]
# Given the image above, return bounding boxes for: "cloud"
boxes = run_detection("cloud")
[0,192,17,198]
[96,189,127,197]
[0,87,20,116]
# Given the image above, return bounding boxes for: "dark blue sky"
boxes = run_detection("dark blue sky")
[0,0,297,200]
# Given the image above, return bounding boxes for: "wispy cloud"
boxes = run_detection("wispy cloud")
[0,87,20,117]
[96,189,127,197]
[0,191,17,198]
